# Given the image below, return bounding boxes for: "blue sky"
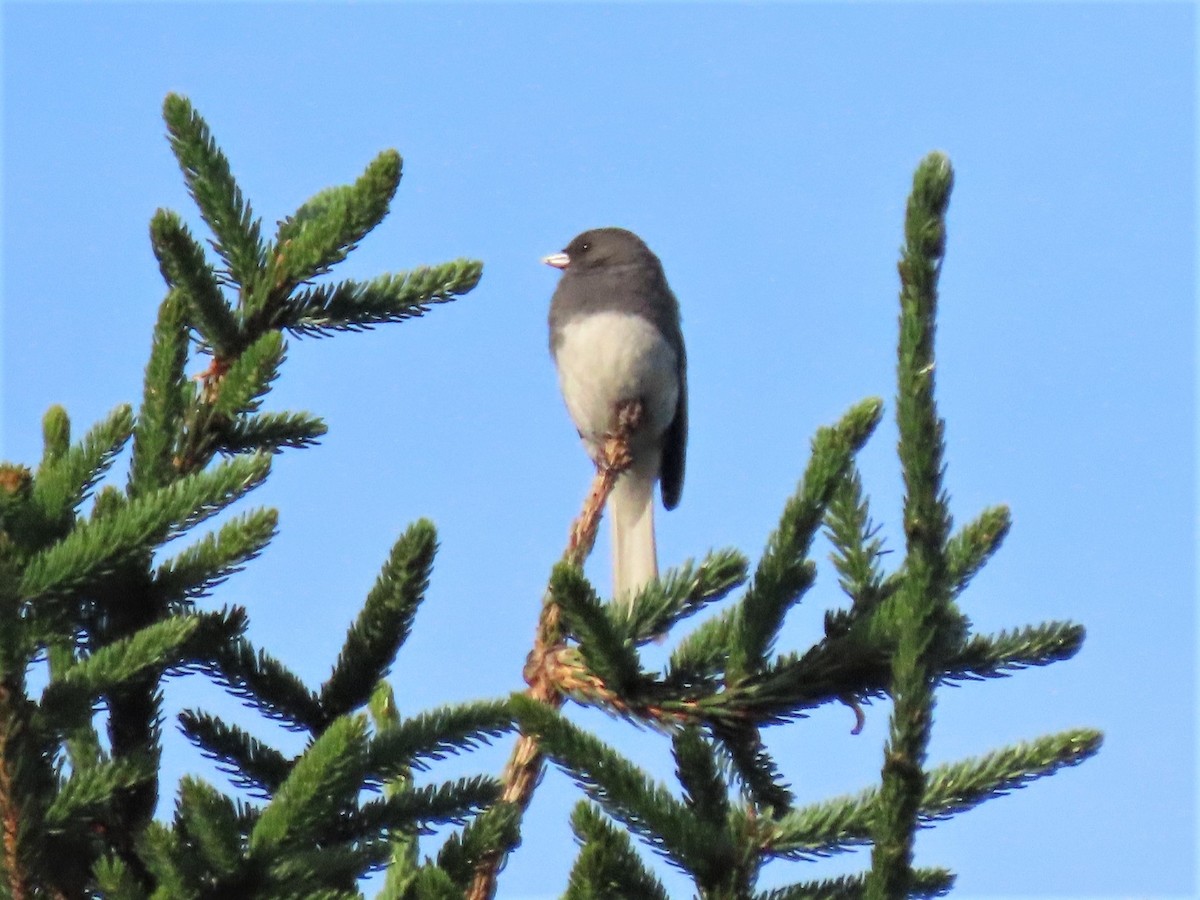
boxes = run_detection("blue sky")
[1,3,1195,897]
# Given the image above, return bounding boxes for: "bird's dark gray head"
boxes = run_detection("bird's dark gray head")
[544,227,659,273]
[545,226,678,334]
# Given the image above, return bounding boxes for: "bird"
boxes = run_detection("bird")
[544,227,687,605]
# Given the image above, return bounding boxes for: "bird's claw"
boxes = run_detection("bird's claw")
[600,399,643,472]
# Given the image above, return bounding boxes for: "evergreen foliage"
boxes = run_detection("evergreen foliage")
[493,152,1099,898]
[0,96,1098,899]
[1,95,496,899]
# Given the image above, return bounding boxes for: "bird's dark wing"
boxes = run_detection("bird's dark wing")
[659,355,687,510]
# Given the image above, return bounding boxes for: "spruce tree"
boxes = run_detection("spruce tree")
[0,94,502,899]
[0,97,1099,899]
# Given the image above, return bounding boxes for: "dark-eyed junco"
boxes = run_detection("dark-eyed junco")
[544,227,687,604]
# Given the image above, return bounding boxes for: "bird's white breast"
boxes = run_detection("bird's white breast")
[555,311,679,446]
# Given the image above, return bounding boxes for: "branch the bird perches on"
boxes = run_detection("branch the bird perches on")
[468,399,643,900]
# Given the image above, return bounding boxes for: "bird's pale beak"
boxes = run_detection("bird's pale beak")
[542,252,570,269]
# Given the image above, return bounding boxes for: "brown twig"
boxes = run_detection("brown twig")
[191,354,230,402]
[467,400,642,900]
[1,689,29,900]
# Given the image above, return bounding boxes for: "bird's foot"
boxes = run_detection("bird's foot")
[600,399,643,472]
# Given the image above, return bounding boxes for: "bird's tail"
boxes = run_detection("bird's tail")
[609,451,659,607]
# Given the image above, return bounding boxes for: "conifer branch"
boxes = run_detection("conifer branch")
[876,503,1011,608]
[823,466,889,630]
[522,403,890,735]
[177,710,291,797]
[730,397,884,681]
[367,701,514,782]
[248,714,368,855]
[149,208,243,358]
[672,727,730,825]
[320,520,436,719]
[216,411,328,454]
[758,867,955,900]
[46,642,103,772]
[611,549,748,645]
[913,727,1102,820]
[553,563,645,696]
[173,606,251,665]
[33,404,133,527]
[467,399,643,900]
[38,405,70,467]
[770,728,1100,859]
[944,505,1010,598]
[389,867,460,899]
[667,610,736,687]
[543,614,1081,742]
[41,617,202,722]
[357,776,501,833]
[679,639,882,728]
[19,452,270,603]
[44,756,155,828]
[173,776,245,879]
[667,399,882,693]
[710,721,794,815]
[524,605,1082,741]
[945,621,1085,677]
[564,802,671,900]
[369,682,421,899]
[278,261,484,336]
[91,852,146,897]
[130,291,189,494]
[209,330,284,418]
[151,507,278,605]
[162,93,267,290]
[439,804,522,890]
[272,149,402,287]
[136,819,197,895]
[206,636,325,734]
[512,696,724,879]
[2,92,494,898]
[867,151,955,900]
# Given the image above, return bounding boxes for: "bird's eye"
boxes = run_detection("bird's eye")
[580,242,591,252]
